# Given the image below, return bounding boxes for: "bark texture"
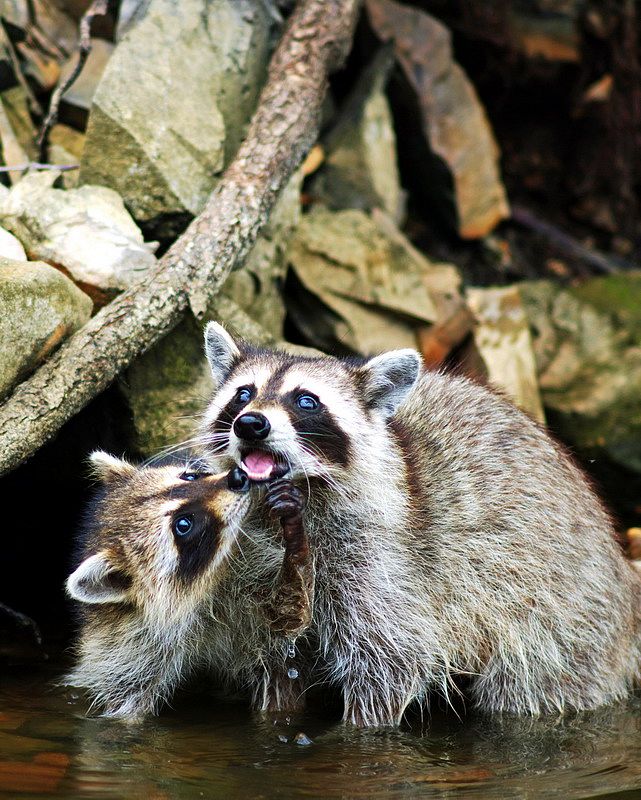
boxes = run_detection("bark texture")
[0,0,361,476]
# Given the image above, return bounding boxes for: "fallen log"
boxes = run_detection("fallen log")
[0,0,361,476]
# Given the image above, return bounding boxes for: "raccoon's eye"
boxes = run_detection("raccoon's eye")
[234,386,253,405]
[179,471,209,481]
[296,393,319,411]
[173,515,194,537]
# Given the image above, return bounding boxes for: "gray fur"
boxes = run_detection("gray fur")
[201,341,641,727]
[64,456,251,718]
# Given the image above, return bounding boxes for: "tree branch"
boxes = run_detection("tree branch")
[0,0,361,476]
[36,0,109,156]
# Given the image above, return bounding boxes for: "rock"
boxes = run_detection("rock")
[366,0,509,239]
[115,0,152,39]
[287,206,460,354]
[49,124,85,162]
[310,48,405,223]
[520,274,641,475]
[0,171,157,291]
[123,299,272,457]
[466,286,545,423]
[0,88,36,184]
[0,257,92,399]
[123,171,302,455]
[0,227,26,261]
[80,0,275,223]
[48,125,85,188]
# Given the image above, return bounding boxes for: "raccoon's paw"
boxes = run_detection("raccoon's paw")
[265,479,306,523]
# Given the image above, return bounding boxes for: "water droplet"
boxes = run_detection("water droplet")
[294,732,313,746]
[287,639,296,659]
[278,734,288,743]
[287,667,299,680]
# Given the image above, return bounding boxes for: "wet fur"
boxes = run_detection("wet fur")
[201,326,641,726]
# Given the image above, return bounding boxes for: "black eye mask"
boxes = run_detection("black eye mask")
[171,505,219,581]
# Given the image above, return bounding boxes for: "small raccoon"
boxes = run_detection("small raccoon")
[65,453,313,719]
[65,452,253,718]
[200,322,641,727]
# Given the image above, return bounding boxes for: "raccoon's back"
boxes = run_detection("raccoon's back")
[394,370,629,599]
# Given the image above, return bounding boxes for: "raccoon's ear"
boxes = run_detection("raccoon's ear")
[359,349,422,418]
[204,322,242,389]
[89,451,137,485]
[66,551,132,605]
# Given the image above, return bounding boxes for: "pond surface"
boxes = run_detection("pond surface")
[1,662,641,800]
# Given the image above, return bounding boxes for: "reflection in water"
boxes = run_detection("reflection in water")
[1,663,641,799]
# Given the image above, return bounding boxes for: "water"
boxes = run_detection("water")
[1,663,641,800]
[287,638,299,680]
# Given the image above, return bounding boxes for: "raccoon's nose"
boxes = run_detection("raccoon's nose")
[234,412,271,441]
[227,467,250,493]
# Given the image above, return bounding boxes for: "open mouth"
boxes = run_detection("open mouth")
[240,449,290,482]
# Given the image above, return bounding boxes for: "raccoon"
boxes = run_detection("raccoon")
[65,452,313,719]
[200,322,641,727]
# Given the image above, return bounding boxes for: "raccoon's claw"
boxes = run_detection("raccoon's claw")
[265,479,305,521]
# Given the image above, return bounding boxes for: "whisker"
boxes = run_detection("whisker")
[142,437,211,466]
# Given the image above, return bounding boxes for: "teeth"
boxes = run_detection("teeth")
[241,461,270,481]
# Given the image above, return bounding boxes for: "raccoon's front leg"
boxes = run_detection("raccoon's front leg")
[252,665,307,714]
[330,624,423,726]
[343,677,419,728]
[261,479,315,638]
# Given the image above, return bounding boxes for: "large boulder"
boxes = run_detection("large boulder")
[0,171,157,292]
[287,205,461,354]
[79,0,275,223]
[0,258,92,399]
[520,274,641,476]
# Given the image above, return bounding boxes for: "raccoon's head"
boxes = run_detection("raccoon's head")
[66,452,251,616]
[201,323,422,484]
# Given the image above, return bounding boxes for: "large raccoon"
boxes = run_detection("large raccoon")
[65,452,313,718]
[200,322,641,727]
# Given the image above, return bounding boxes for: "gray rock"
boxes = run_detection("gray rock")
[520,274,641,475]
[310,49,405,223]
[287,206,461,355]
[48,124,85,188]
[0,227,26,261]
[80,0,275,222]
[466,285,545,423]
[0,171,157,291]
[115,0,152,39]
[0,87,37,184]
[0,257,92,399]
